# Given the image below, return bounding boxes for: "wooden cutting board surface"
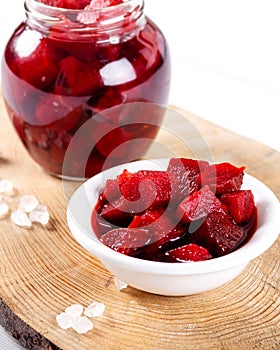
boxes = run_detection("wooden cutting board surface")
[0,89,280,350]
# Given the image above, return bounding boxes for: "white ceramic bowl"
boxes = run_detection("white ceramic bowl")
[67,159,280,296]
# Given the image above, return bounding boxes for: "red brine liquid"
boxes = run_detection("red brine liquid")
[2,0,171,179]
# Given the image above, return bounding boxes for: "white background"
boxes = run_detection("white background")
[0,1,280,349]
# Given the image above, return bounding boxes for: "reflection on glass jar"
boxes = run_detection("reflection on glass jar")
[1,0,171,180]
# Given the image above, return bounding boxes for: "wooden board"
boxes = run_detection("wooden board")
[0,89,280,350]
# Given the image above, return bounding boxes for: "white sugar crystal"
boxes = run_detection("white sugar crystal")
[56,312,75,330]
[0,179,13,193]
[0,201,9,217]
[20,195,39,213]
[29,205,50,225]
[84,302,105,318]
[114,277,128,291]
[72,316,94,334]
[65,304,84,318]
[11,208,32,227]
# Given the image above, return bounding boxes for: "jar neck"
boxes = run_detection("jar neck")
[24,0,146,43]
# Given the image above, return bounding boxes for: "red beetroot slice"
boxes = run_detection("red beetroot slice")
[17,38,65,90]
[24,124,51,148]
[99,169,129,202]
[165,243,212,263]
[149,222,186,253]
[220,190,255,224]
[167,158,209,198]
[191,209,245,257]
[94,125,131,159]
[129,208,165,228]
[101,179,120,202]
[100,180,162,222]
[100,170,132,202]
[48,18,99,61]
[177,185,226,223]
[129,208,186,260]
[50,106,85,133]
[35,94,81,126]
[99,197,132,224]
[199,162,245,195]
[120,170,180,208]
[131,208,185,247]
[100,228,152,256]
[97,43,122,63]
[89,88,125,124]
[50,133,72,164]
[58,56,102,96]
[117,169,132,186]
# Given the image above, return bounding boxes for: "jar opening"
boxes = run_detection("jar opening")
[24,0,145,42]
[25,0,143,11]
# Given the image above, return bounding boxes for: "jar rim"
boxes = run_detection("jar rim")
[24,0,145,43]
[25,0,144,14]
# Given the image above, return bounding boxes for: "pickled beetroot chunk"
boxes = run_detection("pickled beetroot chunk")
[99,228,152,256]
[34,94,80,126]
[100,169,133,203]
[99,197,132,225]
[99,180,168,223]
[199,163,245,194]
[165,244,212,263]
[177,185,226,223]
[119,170,180,208]
[101,179,121,202]
[220,190,255,224]
[191,209,246,257]
[167,158,209,198]
[58,56,102,96]
[129,208,166,228]
[129,208,186,259]
[14,38,65,91]
[147,222,186,257]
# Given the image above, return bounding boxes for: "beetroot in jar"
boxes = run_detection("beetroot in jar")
[1,0,171,179]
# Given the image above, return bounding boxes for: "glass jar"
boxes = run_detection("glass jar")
[1,0,171,180]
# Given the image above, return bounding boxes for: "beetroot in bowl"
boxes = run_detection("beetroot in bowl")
[92,158,257,262]
[67,158,280,295]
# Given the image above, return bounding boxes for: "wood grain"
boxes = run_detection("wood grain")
[0,90,280,350]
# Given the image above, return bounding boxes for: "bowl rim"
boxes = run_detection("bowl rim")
[67,158,280,276]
